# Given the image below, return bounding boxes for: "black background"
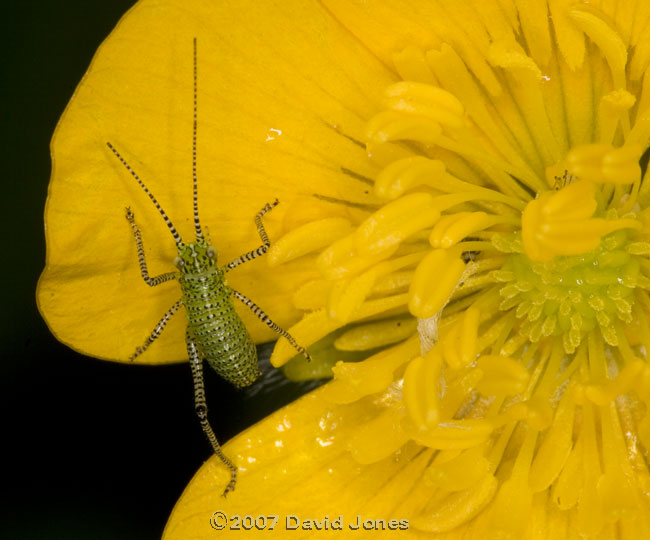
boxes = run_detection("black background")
[2,2,319,538]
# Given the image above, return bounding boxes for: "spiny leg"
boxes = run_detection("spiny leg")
[131,298,183,360]
[225,199,279,271]
[231,289,312,361]
[186,332,237,496]
[125,208,178,286]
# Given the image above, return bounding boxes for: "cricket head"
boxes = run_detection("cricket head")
[174,240,218,274]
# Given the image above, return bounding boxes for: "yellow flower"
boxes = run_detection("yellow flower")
[39,0,650,538]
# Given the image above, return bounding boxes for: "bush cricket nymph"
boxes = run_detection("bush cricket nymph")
[106,39,311,496]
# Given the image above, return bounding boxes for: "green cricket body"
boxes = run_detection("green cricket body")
[175,241,260,387]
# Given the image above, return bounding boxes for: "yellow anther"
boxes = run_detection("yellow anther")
[600,89,636,112]
[355,193,441,255]
[529,388,575,492]
[486,430,536,539]
[487,38,542,77]
[411,418,495,449]
[365,110,442,145]
[411,474,498,533]
[474,354,529,396]
[602,144,643,184]
[333,316,417,351]
[598,89,636,143]
[565,143,642,184]
[552,437,583,510]
[409,249,466,318]
[269,309,337,368]
[439,305,480,369]
[508,398,553,430]
[429,211,499,248]
[544,177,596,216]
[374,156,446,200]
[425,447,491,491]
[316,233,398,280]
[348,408,409,464]
[328,270,379,323]
[371,270,413,295]
[292,279,332,310]
[383,81,465,130]
[267,217,353,266]
[403,349,443,430]
[271,293,409,368]
[635,366,650,401]
[392,46,438,85]
[584,359,645,405]
[569,8,627,89]
[522,179,641,261]
[328,252,424,322]
[324,336,419,404]
[640,415,650,452]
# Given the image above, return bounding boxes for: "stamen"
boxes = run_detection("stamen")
[333,316,417,351]
[270,293,408,367]
[565,143,642,184]
[409,249,466,318]
[324,336,420,404]
[403,349,443,430]
[382,81,465,130]
[438,305,479,368]
[392,45,438,85]
[267,217,352,266]
[316,233,399,280]
[522,179,642,261]
[355,193,441,255]
[347,408,409,464]
[328,252,424,322]
[598,89,636,142]
[365,110,442,145]
[569,8,628,89]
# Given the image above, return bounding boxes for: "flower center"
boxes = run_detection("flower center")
[266,6,650,536]
[496,230,641,353]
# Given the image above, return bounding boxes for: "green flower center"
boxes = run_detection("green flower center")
[494,227,649,352]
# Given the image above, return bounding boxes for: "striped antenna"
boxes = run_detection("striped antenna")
[107,141,184,246]
[192,38,203,240]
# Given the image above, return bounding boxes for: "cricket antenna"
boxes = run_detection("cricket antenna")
[192,37,204,241]
[107,141,184,247]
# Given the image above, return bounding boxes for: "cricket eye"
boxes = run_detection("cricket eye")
[207,246,217,258]
[173,257,185,268]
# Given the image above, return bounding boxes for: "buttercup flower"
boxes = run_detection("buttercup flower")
[39,0,650,538]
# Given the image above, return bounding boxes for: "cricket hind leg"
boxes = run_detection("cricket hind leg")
[225,199,279,271]
[125,207,178,286]
[231,289,312,361]
[130,298,183,360]
[187,332,238,496]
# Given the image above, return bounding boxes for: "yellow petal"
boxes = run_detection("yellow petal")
[163,386,422,538]
[38,0,396,364]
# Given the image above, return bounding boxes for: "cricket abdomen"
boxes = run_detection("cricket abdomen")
[181,269,261,388]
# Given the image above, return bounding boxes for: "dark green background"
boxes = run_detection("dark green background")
[2,2,319,538]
